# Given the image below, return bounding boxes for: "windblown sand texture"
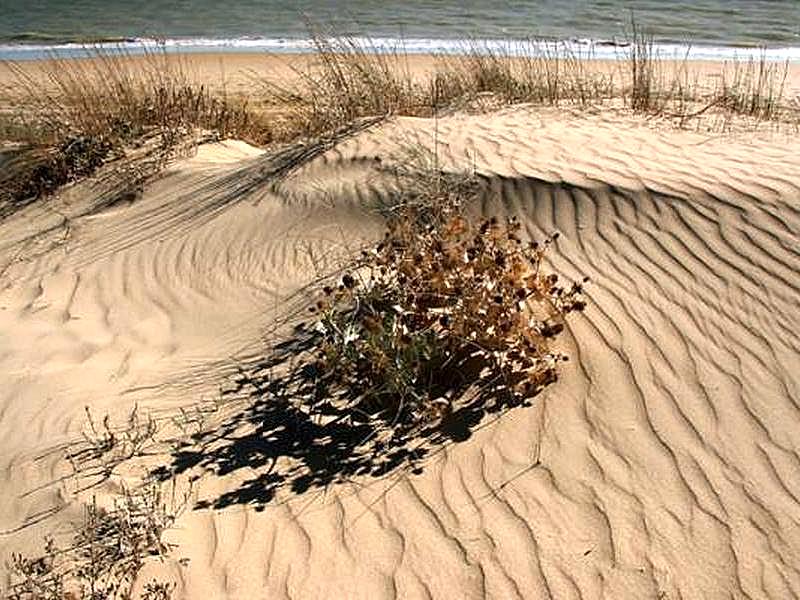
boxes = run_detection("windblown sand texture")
[1,88,800,597]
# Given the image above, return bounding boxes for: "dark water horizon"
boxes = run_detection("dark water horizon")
[1,0,799,61]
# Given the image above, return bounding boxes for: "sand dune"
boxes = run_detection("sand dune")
[1,106,799,599]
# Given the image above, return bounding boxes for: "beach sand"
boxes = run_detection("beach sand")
[1,53,800,599]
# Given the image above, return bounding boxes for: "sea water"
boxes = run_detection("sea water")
[1,0,799,61]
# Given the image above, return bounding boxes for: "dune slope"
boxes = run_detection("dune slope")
[1,108,799,599]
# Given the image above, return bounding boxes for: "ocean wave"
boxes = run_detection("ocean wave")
[1,36,799,62]
[6,32,139,44]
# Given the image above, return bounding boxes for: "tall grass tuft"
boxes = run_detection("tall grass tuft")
[5,47,263,146]
[624,16,791,123]
[628,17,661,112]
[263,34,616,142]
[0,46,268,217]
[436,40,613,109]
[718,52,788,120]
[260,30,433,141]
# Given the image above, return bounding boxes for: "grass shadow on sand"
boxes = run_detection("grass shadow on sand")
[152,323,532,512]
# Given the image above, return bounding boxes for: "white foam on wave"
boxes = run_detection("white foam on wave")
[2,36,800,62]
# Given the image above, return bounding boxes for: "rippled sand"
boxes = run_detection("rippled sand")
[1,99,799,598]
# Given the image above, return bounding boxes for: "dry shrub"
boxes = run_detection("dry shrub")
[307,167,586,431]
[6,484,177,600]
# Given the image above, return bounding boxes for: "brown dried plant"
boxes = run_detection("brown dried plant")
[308,172,586,431]
[6,483,178,600]
[64,405,159,490]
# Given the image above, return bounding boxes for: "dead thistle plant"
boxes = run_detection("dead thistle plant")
[307,166,586,432]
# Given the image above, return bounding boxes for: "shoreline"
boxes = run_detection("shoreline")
[3,36,800,63]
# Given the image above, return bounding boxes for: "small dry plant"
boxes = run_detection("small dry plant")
[64,406,159,490]
[307,166,586,432]
[6,483,177,600]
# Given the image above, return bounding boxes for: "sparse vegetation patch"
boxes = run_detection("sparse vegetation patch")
[6,483,178,600]
[0,47,268,218]
[1,21,797,218]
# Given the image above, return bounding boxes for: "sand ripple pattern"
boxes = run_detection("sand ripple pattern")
[1,113,799,599]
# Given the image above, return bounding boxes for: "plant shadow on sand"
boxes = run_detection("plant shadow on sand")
[151,323,537,512]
